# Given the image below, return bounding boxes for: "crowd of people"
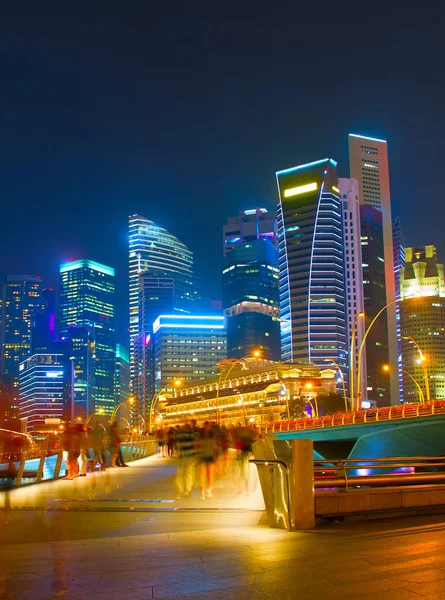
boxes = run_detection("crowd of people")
[62,421,128,480]
[156,421,259,499]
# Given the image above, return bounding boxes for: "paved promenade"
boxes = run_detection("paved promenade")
[2,454,445,599]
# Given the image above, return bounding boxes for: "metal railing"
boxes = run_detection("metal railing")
[0,438,158,488]
[261,400,445,434]
[314,456,445,491]
[249,458,292,531]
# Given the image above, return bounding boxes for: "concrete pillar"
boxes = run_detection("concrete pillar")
[291,439,315,530]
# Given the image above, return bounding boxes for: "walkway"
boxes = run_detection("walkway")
[2,455,445,599]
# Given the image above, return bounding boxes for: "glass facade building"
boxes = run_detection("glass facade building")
[129,215,195,415]
[152,315,227,392]
[0,275,43,417]
[19,353,65,432]
[360,205,390,404]
[276,159,347,378]
[59,260,115,417]
[115,343,130,405]
[393,216,406,401]
[400,246,445,401]
[222,236,280,360]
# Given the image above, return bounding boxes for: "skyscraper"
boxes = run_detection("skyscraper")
[19,353,65,432]
[115,344,130,405]
[360,205,390,404]
[276,159,347,378]
[59,260,115,417]
[400,246,445,402]
[349,133,398,404]
[338,178,366,399]
[128,215,195,415]
[152,315,227,392]
[0,275,43,413]
[223,208,277,256]
[393,217,406,401]
[32,288,56,354]
[222,209,280,361]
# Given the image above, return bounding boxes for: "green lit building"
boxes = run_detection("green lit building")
[59,260,116,418]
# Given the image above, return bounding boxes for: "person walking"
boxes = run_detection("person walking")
[108,422,120,468]
[167,427,176,458]
[78,423,89,476]
[63,423,81,480]
[198,421,216,499]
[175,422,195,498]
[92,423,106,470]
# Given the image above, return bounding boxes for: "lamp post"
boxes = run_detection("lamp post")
[356,298,401,411]
[383,364,425,404]
[350,312,365,412]
[323,358,348,412]
[303,382,318,417]
[215,350,261,424]
[402,335,431,404]
[148,387,170,434]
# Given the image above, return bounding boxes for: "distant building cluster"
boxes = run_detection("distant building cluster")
[1,132,442,434]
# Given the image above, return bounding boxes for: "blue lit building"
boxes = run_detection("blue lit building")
[0,275,43,422]
[276,159,347,379]
[129,215,197,414]
[393,216,405,402]
[59,260,116,418]
[222,230,280,361]
[19,353,65,432]
[32,288,56,354]
[152,315,227,392]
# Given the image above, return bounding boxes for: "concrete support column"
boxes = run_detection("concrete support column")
[291,439,315,530]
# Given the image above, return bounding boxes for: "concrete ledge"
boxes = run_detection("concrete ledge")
[316,484,445,516]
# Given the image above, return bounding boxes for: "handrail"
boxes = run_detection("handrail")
[261,400,445,434]
[249,459,292,531]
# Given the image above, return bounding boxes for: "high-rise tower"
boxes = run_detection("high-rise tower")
[349,133,398,404]
[222,209,280,361]
[0,275,43,415]
[59,260,115,417]
[128,215,195,415]
[400,246,445,402]
[276,159,347,378]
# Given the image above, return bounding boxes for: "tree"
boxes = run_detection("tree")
[317,391,345,415]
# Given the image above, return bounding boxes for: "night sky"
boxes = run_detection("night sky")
[1,4,443,344]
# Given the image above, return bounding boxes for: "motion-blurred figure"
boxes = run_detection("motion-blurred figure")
[63,423,81,480]
[234,423,258,496]
[108,421,120,467]
[156,427,167,457]
[92,423,106,470]
[78,422,89,476]
[198,421,216,499]
[175,422,195,498]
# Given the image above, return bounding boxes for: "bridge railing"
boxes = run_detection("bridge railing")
[261,400,445,434]
[0,437,158,488]
[314,456,445,491]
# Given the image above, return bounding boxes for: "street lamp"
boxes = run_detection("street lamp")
[149,387,169,433]
[383,364,425,404]
[303,382,319,417]
[323,358,348,412]
[350,312,365,411]
[356,298,401,411]
[402,335,431,404]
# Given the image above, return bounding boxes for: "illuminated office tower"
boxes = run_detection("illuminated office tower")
[349,133,398,404]
[276,159,347,379]
[0,275,43,416]
[115,344,130,405]
[32,288,56,353]
[223,208,277,256]
[129,215,195,414]
[152,315,226,392]
[222,209,280,361]
[400,246,445,401]
[360,206,390,404]
[338,178,366,399]
[59,260,115,417]
[393,217,406,401]
[19,353,65,432]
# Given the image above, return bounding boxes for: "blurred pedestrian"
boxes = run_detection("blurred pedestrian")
[63,423,81,480]
[92,423,106,470]
[167,427,176,458]
[108,421,121,468]
[78,423,89,476]
[198,421,216,499]
[156,427,167,457]
[175,422,195,498]
[235,423,258,496]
